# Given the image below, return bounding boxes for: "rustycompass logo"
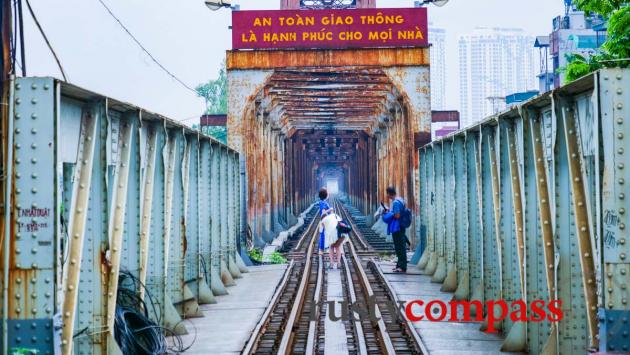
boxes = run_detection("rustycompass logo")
[312,296,564,333]
[404,299,564,333]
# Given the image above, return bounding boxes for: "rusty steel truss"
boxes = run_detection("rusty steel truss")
[416,68,630,354]
[0,77,248,354]
[227,47,431,245]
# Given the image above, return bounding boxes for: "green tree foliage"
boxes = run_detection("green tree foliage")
[563,1,629,83]
[196,60,228,115]
[574,0,626,18]
[196,60,228,143]
[604,6,630,58]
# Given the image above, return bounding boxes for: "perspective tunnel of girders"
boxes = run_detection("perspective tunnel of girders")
[244,67,412,197]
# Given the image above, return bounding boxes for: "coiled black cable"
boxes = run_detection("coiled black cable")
[114,270,195,354]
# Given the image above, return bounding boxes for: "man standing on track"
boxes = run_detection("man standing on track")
[382,186,407,273]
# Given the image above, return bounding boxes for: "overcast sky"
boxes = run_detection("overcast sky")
[22,0,564,123]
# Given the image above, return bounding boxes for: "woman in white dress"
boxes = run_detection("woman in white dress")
[319,213,342,269]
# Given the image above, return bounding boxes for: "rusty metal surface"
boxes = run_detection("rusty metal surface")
[228,50,430,243]
[226,47,429,70]
[417,69,630,354]
[2,77,243,355]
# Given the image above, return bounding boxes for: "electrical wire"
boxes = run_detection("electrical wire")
[199,254,210,285]
[11,0,18,75]
[24,0,68,81]
[60,213,69,266]
[114,270,197,354]
[95,0,198,95]
[16,0,25,76]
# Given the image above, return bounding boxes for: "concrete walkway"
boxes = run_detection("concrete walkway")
[324,267,350,355]
[377,259,524,355]
[176,264,288,355]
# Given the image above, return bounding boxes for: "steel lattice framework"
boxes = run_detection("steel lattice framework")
[300,0,356,9]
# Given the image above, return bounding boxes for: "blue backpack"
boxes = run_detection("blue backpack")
[397,200,412,229]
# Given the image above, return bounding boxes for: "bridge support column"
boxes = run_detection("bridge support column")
[211,267,229,295]
[500,122,527,352]
[198,278,217,304]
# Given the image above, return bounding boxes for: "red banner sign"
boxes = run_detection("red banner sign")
[231,8,428,50]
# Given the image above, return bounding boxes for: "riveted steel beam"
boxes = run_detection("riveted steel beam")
[180,135,203,318]
[529,112,557,297]
[104,117,134,332]
[4,77,58,355]
[161,132,187,334]
[481,126,504,332]
[598,69,630,353]
[424,147,437,275]
[441,139,458,291]
[452,135,469,299]
[197,139,217,304]
[527,109,559,355]
[138,125,158,299]
[416,148,430,269]
[501,120,527,352]
[507,124,525,289]
[558,95,599,349]
[60,106,98,355]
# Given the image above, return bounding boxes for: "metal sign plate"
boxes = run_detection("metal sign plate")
[232,7,428,50]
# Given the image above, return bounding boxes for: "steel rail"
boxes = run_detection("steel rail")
[277,227,320,354]
[347,240,396,355]
[333,199,396,354]
[294,202,318,251]
[243,203,321,354]
[335,197,428,354]
[334,199,369,251]
[373,260,431,355]
[242,259,295,354]
[305,254,323,355]
[341,246,369,355]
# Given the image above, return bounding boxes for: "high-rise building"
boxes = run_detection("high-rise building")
[549,8,605,87]
[429,25,446,110]
[458,28,537,128]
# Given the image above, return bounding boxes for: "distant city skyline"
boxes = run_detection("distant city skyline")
[429,24,446,111]
[458,27,538,127]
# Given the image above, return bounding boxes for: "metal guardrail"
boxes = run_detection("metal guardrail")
[416,68,630,354]
[1,77,246,355]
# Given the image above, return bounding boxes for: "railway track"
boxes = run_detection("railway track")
[242,198,425,354]
[334,199,423,355]
[242,203,323,355]
[279,207,319,253]
[340,203,395,253]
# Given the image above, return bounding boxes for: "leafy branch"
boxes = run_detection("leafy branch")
[196,60,228,143]
[196,59,228,115]
[562,2,629,83]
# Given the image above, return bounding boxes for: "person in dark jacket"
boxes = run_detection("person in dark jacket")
[382,186,407,273]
